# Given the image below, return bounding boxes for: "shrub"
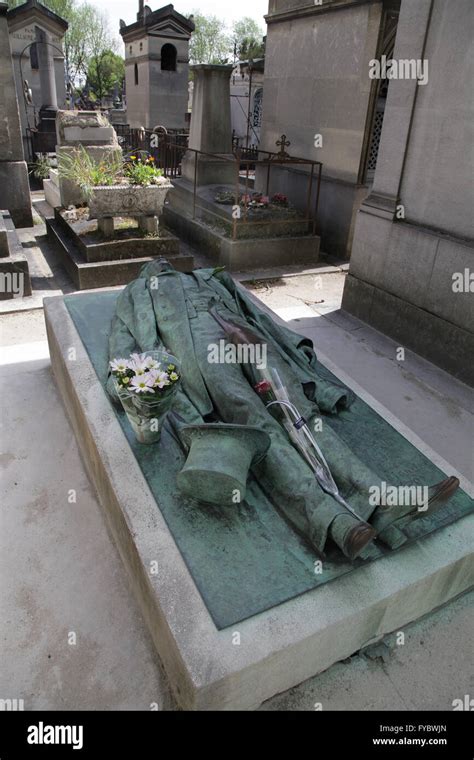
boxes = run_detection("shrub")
[58,146,122,199]
[29,154,53,181]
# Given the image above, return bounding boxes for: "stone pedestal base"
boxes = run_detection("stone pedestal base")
[0,161,33,228]
[98,217,114,237]
[342,208,474,386]
[181,152,236,186]
[46,209,193,290]
[138,216,158,234]
[98,215,159,238]
[43,179,61,209]
[44,294,474,710]
[0,210,32,299]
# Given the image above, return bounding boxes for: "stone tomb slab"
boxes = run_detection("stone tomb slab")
[164,179,320,270]
[44,292,474,710]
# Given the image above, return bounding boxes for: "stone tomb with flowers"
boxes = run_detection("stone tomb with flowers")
[45,111,193,290]
[164,178,321,272]
[162,65,320,271]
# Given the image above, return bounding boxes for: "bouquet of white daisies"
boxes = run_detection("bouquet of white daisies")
[110,351,181,444]
[110,352,180,397]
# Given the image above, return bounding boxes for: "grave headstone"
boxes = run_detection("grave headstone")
[49,110,122,208]
[181,64,236,186]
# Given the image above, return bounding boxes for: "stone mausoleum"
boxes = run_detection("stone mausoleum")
[258,0,473,384]
[120,2,194,130]
[7,0,68,160]
[0,1,32,227]
[258,0,400,259]
[342,0,474,385]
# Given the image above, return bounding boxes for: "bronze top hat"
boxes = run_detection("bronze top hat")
[177,423,271,506]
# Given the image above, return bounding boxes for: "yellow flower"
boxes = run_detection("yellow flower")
[130,155,137,160]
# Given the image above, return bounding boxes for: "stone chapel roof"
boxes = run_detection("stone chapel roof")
[6,0,68,30]
[120,3,195,41]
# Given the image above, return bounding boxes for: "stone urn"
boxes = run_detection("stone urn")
[88,181,173,236]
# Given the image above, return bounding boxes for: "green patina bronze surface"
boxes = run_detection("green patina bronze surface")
[178,424,271,506]
[65,288,473,630]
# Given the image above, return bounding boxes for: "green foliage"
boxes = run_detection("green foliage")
[187,11,265,67]
[237,36,265,61]
[58,146,122,198]
[189,11,231,65]
[58,149,166,198]
[29,155,52,181]
[68,4,118,95]
[232,17,265,60]
[86,49,124,101]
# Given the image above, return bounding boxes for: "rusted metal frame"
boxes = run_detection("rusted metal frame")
[312,162,322,235]
[193,152,198,220]
[234,150,240,240]
[306,163,315,235]
[161,143,323,237]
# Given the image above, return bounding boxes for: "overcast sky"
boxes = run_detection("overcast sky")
[91,0,269,46]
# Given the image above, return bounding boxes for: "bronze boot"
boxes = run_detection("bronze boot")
[343,524,377,560]
[418,476,460,517]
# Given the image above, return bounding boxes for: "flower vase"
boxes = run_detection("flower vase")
[114,351,180,444]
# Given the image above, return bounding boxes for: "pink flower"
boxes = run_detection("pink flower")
[255,380,272,394]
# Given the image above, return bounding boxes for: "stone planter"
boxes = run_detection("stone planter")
[88,182,173,236]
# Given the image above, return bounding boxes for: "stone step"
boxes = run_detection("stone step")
[53,209,180,263]
[0,210,9,257]
[163,205,320,271]
[46,215,193,290]
[0,211,32,299]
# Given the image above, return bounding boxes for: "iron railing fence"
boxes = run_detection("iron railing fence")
[162,143,322,240]
[113,126,189,178]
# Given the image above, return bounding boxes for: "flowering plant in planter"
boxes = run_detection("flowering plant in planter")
[58,146,124,200]
[110,351,181,444]
[123,151,168,186]
[59,147,173,226]
[58,146,170,197]
[271,193,289,207]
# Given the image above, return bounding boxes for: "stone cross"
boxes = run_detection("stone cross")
[275,134,291,159]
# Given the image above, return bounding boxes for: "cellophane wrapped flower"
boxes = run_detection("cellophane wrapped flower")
[254,376,292,428]
[110,351,181,444]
